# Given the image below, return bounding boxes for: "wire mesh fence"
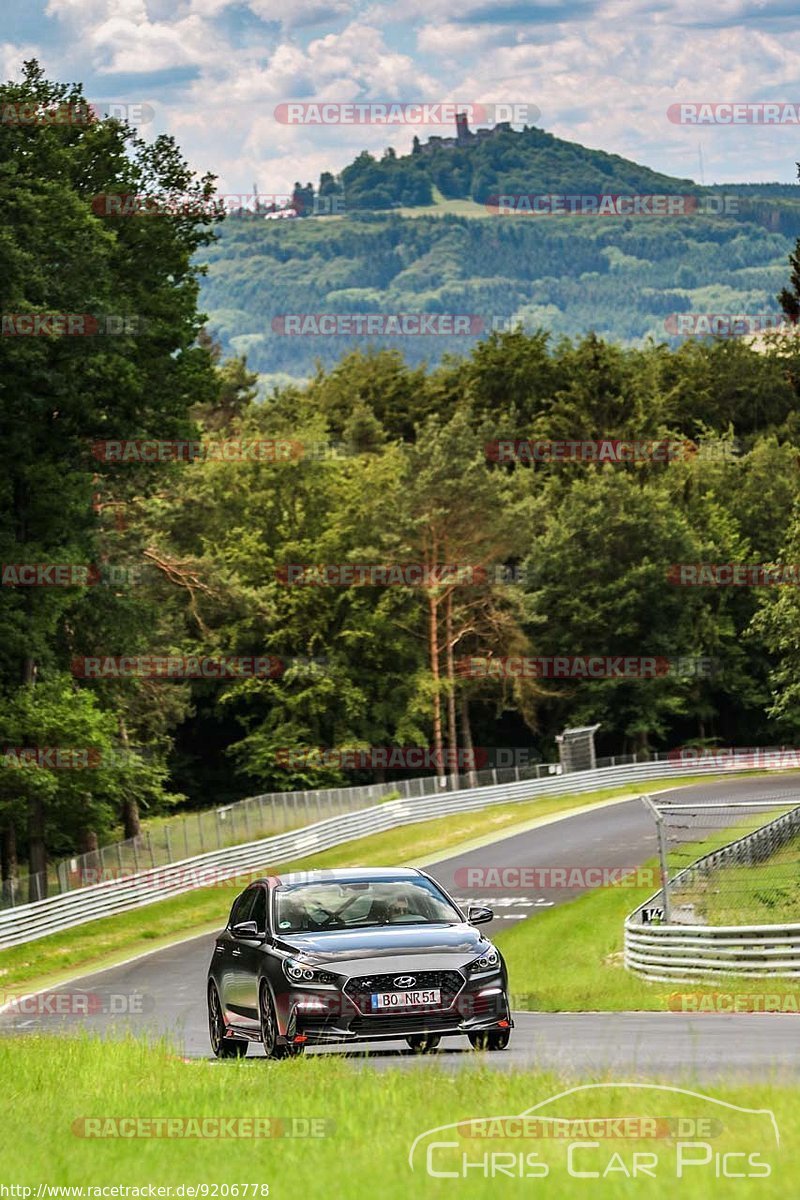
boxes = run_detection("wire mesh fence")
[3,755,586,908]
[645,793,800,926]
[3,746,785,909]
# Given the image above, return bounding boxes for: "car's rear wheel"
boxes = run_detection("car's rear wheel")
[468,1028,511,1051]
[208,981,247,1058]
[259,982,304,1060]
[406,1034,441,1054]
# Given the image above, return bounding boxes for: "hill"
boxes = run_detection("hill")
[197,124,800,383]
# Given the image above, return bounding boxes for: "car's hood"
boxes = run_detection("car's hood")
[273,922,489,971]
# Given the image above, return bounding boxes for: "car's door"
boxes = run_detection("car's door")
[217,889,256,1017]
[229,885,268,1022]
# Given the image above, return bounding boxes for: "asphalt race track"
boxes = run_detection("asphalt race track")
[2,774,799,1079]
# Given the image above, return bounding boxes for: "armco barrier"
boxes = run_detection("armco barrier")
[625,804,800,981]
[1,755,798,951]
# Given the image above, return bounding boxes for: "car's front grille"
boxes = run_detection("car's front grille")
[348,1012,463,1036]
[344,969,464,1014]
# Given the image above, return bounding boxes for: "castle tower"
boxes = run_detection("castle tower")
[455,111,471,145]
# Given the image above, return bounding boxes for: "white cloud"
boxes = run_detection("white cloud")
[31,0,800,188]
[0,43,43,79]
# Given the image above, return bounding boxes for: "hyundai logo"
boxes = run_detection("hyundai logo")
[393,975,416,988]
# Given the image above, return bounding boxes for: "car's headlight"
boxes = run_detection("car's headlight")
[282,958,337,987]
[467,946,501,976]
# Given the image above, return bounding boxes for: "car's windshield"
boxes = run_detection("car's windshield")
[274,877,462,933]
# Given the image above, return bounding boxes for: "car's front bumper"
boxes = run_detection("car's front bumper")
[280,981,513,1046]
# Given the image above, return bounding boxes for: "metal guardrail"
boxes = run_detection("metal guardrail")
[8,745,789,907]
[625,804,800,981]
[8,757,581,907]
[1,754,795,952]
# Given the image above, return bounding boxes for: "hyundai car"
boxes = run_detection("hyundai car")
[206,867,513,1058]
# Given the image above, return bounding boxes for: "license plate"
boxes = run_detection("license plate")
[371,988,441,1010]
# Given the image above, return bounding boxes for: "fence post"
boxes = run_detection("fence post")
[197,812,204,853]
[641,795,672,923]
[165,825,173,863]
[147,830,156,869]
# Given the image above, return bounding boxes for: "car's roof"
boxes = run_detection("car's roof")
[251,867,425,887]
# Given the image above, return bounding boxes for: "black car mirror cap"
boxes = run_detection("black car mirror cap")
[467,905,494,925]
[231,920,261,939]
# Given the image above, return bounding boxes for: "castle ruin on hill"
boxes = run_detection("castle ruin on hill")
[413,111,513,154]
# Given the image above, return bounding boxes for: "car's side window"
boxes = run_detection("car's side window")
[250,887,267,935]
[228,889,255,929]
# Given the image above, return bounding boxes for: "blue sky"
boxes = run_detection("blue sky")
[3,0,800,194]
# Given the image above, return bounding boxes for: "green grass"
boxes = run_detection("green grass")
[0,779,665,994]
[495,847,800,1011]
[672,833,800,927]
[0,1036,793,1197]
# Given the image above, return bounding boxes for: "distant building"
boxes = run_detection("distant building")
[415,112,515,154]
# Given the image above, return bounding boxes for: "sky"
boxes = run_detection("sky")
[3,0,800,196]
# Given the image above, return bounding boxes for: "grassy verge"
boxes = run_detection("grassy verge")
[0,1036,793,1197]
[675,832,800,926]
[496,848,800,1011]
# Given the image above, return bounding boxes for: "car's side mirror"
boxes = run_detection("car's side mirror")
[231,920,260,939]
[468,905,494,925]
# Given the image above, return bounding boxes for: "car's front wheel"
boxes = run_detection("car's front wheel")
[259,982,304,1060]
[208,981,247,1059]
[406,1034,441,1054]
[468,1028,511,1051]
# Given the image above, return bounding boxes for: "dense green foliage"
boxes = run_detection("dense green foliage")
[200,204,800,381]
[4,65,800,895]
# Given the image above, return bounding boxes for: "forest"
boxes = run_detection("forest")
[5,64,800,897]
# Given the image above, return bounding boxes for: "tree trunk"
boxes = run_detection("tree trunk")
[460,693,479,789]
[80,827,100,884]
[1,822,18,906]
[118,717,141,838]
[27,793,47,902]
[444,590,459,789]
[427,593,445,784]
